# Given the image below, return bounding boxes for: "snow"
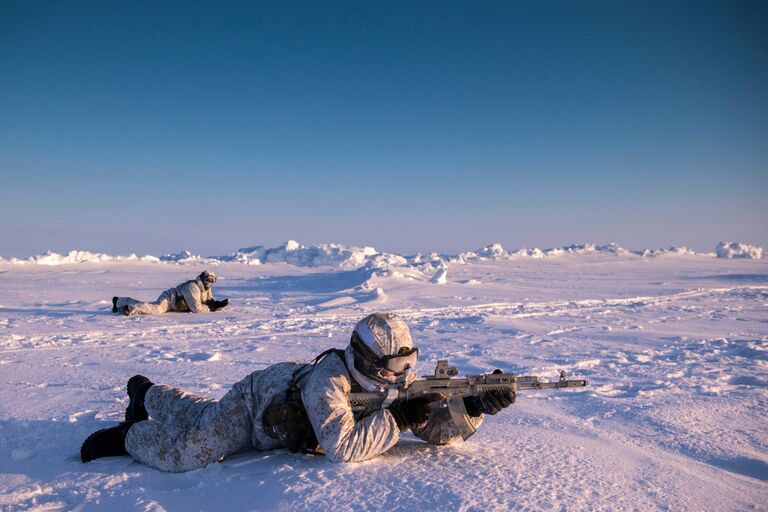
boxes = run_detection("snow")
[1,246,767,510]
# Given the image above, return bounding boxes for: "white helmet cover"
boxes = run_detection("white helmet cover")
[353,312,413,357]
[347,313,417,390]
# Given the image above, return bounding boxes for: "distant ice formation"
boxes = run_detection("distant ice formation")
[638,246,698,257]
[715,242,764,259]
[219,241,378,267]
[5,250,161,265]
[431,268,448,284]
[160,250,218,264]
[1,240,764,266]
[451,242,708,263]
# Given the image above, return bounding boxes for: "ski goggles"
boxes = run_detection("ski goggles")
[351,333,419,373]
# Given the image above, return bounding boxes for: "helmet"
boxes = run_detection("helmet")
[347,313,418,387]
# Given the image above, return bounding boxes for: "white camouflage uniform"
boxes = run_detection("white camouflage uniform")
[125,353,483,472]
[115,274,215,316]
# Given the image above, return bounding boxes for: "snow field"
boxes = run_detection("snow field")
[0,253,766,510]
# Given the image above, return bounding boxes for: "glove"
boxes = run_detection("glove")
[463,389,516,417]
[387,397,432,431]
[205,298,229,311]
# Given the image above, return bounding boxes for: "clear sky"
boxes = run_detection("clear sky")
[1,1,766,257]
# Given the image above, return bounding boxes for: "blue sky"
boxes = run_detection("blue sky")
[1,1,766,257]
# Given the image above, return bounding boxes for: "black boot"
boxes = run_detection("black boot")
[125,375,153,422]
[112,297,118,313]
[80,422,133,462]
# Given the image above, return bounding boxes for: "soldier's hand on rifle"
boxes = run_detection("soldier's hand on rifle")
[463,369,516,416]
[387,397,432,431]
[464,389,516,416]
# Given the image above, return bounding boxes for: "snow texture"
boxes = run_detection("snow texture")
[0,246,767,510]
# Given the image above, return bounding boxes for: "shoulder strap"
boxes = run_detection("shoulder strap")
[313,348,346,366]
[291,348,346,387]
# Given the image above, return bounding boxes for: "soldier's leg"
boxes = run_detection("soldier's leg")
[114,297,140,310]
[124,293,172,316]
[142,384,219,430]
[125,386,253,472]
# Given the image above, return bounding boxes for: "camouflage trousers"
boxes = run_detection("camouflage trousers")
[115,290,173,316]
[125,384,253,472]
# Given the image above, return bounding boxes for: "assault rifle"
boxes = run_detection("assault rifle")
[349,361,588,440]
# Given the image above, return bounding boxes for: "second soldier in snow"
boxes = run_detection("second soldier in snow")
[112,270,228,316]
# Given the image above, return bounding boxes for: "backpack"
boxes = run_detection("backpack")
[262,348,346,454]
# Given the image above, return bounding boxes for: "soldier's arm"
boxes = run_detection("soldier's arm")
[301,356,400,463]
[181,282,210,313]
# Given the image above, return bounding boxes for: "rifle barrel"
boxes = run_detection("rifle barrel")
[516,379,588,390]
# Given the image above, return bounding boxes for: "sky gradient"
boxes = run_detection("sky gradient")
[1,1,767,257]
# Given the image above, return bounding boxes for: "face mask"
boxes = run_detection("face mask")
[201,272,216,287]
[372,366,409,385]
